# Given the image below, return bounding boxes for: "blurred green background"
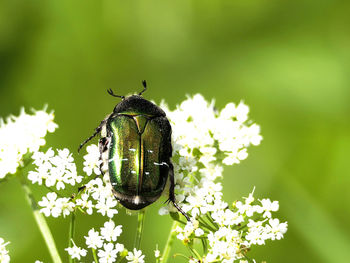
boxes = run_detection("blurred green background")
[1,0,350,262]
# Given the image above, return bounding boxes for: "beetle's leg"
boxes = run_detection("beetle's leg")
[75,137,108,196]
[98,136,110,175]
[99,137,109,154]
[168,163,191,222]
[78,120,105,153]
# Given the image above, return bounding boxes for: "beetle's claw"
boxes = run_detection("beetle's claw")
[167,200,191,222]
[78,185,86,192]
[77,144,83,153]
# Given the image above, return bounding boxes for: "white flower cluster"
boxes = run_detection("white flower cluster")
[156,95,287,262]
[65,220,145,263]
[0,107,58,179]
[161,94,262,167]
[158,94,262,215]
[29,148,82,190]
[174,190,287,262]
[38,192,75,218]
[76,144,118,218]
[0,237,10,263]
[79,176,119,218]
[35,146,118,219]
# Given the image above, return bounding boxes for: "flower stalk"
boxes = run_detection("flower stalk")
[92,248,98,263]
[134,209,146,250]
[162,221,179,263]
[68,212,76,263]
[18,173,62,263]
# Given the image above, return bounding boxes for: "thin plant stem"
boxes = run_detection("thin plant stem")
[173,253,189,260]
[187,245,201,261]
[68,212,76,263]
[134,209,146,250]
[162,221,179,263]
[92,248,99,263]
[19,174,62,263]
[206,214,218,229]
[197,216,216,232]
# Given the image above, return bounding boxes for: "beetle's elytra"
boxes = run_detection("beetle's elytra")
[79,81,189,221]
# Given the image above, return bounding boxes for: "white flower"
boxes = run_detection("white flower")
[96,196,118,218]
[58,198,75,217]
[83,144,102,176]
[154,249,160,258]
[126,248,145,263]
[28,164,50,185]
[85,228,103,249]
[38,192,62,217]
[65,241,87,260]
[0,237,10,263]
[246,220,268,245]
[114,243,125,253]
[98,243,118,263]
[235,189,257,217]
[266,218,288,240]
[38,192,75,218]
[199,164,223,181]
[174,220,201,242]
[257,199,279,218]
[100,220,123,242]
[32,148,54,167]
[87,178,112,201]
[195,228,204,236]
[235,102,249,123]
[212,209,244,226]
[182,193,208,217]
[76,193,94,215]
[0,107,57,179]
[35,261,44,263]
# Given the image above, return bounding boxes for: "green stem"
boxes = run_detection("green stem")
[92,248,99,263]
[172,253,189,260]
[206,214,219,229]
[187,245,201,261]
[134,209,146,250]
[162,221,179,263]
[19,175,62,263]
[68,212,76,263]
[197,216,216,232]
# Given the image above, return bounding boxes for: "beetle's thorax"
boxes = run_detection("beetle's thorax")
[113,95,166,117]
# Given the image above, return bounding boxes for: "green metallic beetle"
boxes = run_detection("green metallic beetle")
[79,81,189,220]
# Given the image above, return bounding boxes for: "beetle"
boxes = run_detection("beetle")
[78,81,189,221]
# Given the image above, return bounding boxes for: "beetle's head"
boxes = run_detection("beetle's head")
[108,80,166,117]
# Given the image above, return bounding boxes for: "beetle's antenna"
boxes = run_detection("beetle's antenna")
[138,80,147,96]
[107,88,125,99]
